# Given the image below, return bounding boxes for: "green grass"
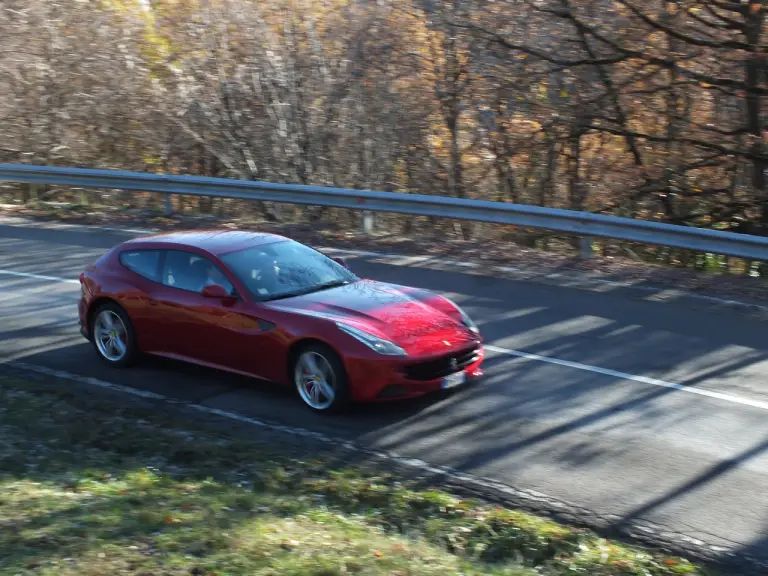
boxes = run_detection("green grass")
[0,377,713,576]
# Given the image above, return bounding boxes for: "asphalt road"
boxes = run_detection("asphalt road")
[2,217,768,565]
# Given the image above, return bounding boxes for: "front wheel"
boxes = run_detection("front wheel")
[90,302,138,368]
[292,343,350,413]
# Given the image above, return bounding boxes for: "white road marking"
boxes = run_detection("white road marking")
[0,269,79,284]
[0,360,633,537]
[0,215,154,236]
[2,265,767,412]
[1,360,759,564]
[485,345,768,412]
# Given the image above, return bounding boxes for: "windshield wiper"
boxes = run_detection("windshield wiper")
[265,279,352,301]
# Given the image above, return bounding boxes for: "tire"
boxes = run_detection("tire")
[292,342,350,414]
[90,301,139,368]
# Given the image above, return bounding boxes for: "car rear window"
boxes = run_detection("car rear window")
[119,250,160,281]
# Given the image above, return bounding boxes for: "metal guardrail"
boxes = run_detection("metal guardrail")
[1,163,767,261]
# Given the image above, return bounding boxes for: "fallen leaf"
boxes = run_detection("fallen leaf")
[280,539,299,551]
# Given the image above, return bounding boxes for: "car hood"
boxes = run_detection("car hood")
[266,279,479,355]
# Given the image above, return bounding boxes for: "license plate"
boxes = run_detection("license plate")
[441,371,466,390]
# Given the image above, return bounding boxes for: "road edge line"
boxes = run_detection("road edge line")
[1,359,763,575]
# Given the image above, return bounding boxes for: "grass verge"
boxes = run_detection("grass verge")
[0,377,713,576]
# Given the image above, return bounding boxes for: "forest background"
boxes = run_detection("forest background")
[2,0,767,274]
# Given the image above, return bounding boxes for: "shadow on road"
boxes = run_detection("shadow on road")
[3,223,768,570]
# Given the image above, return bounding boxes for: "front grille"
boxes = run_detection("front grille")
[403,344,480,381]
[377,385,409,399]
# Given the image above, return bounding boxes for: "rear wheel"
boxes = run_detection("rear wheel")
[90,302,138,368]
[292,343,350,413]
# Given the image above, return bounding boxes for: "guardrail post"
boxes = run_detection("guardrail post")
[579,236,594,259]
[164,193,173,217]
[20,183,39,203]
[362,211,374,234]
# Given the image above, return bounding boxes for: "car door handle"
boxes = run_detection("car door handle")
[149,299,158,306]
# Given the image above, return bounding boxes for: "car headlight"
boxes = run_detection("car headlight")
[446,299,480,334]
[335,322,407,356]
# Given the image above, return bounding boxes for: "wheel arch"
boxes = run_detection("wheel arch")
[285,336,344,383]
[87,296,124,332]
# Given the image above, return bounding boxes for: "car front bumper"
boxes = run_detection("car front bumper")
[77,297,91,341]
[344,343,485,403]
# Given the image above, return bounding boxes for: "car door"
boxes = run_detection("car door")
[115,248,169,353]
[151,249,270,371]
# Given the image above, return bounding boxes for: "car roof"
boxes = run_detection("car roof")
[120,229,289,255]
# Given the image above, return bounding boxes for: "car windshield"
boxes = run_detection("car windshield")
[220,240,358,302]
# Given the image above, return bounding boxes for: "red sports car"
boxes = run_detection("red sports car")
[78,230,484,412]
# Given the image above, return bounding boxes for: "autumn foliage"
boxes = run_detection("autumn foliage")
[1,0,766,242]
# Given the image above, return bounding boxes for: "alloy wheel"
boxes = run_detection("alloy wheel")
[295,350,337,410]
[94,309,129,362]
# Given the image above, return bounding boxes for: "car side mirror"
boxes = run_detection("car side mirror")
[201,284,232,300]
[332,256,349,269]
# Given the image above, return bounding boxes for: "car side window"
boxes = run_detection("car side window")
[161,250,234,295]
[119,250,161,281]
